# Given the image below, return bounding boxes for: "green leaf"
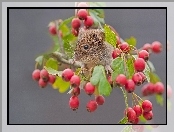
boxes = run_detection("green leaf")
[149,72,161,84]
[90,65,112,96]
[58,16,74,30]
[118,117,128,124]
[126,56,135,79]
[111,57,125,80]
[147,61,156,72]
[155,94,164,106]
[139,115,146,123]
[167,99,172,111]
[46,58,58,70]
[124,36,137,47]
[53,76,70,93]
[104,24,116,47]
[121,125,132,132]
[144,63,151,82]
[35,55,43,66]
[88,2,106,7]
[44,66,62,76]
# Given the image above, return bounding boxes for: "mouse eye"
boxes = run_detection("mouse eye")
[83,45,89,50]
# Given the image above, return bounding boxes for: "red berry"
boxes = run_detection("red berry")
[32,69,40,81]
[151,41,162,53]
[138,72,146,84]
[125,107,137,123]
[132,117,139,124]
[71,28,79,37]
[49,25,57,35]
[132,125,144,132]
[142,43,152,52]
[70,75,81,87]
[107,75,113,86]
[95,95,105,105]
[143,111,153,120]
[142,100,153,112]
[72,87,80,96]
[119,42,130,53]
[84,82,95,95]
[125,79,135,93]
[112,48,121,59]
[86,100,98,112]
[69,96,79,111]
[132,73,143,86]
[138,50,149,61]
[154,82,164,94]
[71,18,81,29]
[142,83,154,96]
[40,69,49,82]
[77,2,88,7]
[133,105,142,117]
[62,68,74,82]
[134,58,145,72]
[38,78,47,88]
[167,84,172,98]
[84,16,94,27]
[77,9,88,20]
[48,74,56,84]
[115,74,127,86]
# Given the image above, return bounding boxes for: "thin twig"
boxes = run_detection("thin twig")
[120,87,128,108]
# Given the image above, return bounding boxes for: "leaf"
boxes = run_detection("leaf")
[88,2,106,7]
[35,55,43,66]
[147,61,155,72]
[118,117,128,124]
[144,63,151,82]
[104,24,116,47]
[44,66,62,76]
[149,72,161,84]
[58,16,74,30]
[167,99,172,111]
[121,125,132,132]
[155,94,163,106]
[52,76,70,93]
[124,36,137,47]
[126,56,135,79]
[46,58,58,70]
[139,115,146,123]
[90,65,112,96]
[111,57,125,80]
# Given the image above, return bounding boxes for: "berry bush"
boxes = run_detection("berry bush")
[32,2,166,124]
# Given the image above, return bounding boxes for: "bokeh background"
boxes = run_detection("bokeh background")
[9,8,166,124]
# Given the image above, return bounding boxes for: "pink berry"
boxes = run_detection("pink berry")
[143,111,153,120]
[138,50,149,61]
[115,74,127,86]
[132,117,139,124]
[132,73,143,86]
[107,75,113,86]
[69,96,79,111]
[62,68,74,82]
[71,18,81,29]
[84,16,94,27]
[154,82,164,94]
[167,84,172,98]
[142,83,154,96]
[134,58,145,72]
[133,105,142,117]
[70,75,81,87]
[40,69,49,82]
[77,9,88,20]
[32,69,40,81]
[132,125,144,132]
[84,82,95,95]
[142,100,153,112]
[151,41,162,53]
[125,79,135,93]
[72,87,80,96]
[38,78,47,88]
[95,95,105,105]
[71,28,79,37]
[48,74,56,84]
[86,100,98,112]
[138,72,146,84]
[49,25,57,35]
[77,2,88,7]
[125,107,137,123]
[112,48,121,59]
[119,42,130,53]
[142,43,152,52]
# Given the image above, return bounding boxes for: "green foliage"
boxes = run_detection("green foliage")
[35,55,43,66]
[144,63,151,82]
[147,61,156,72]
[155,94,164,106]
[90,65,112,96]
[44,66,62,76]
[126,56,135,79]
[121,125,132,132]
[46,58,58,70]
[124,36,137,47]
[167,99,172,111]
[88,2,106,7]
[149,72,161,84]
[139,115,146,123]
[104,24,116,47]
[118,117,128,124]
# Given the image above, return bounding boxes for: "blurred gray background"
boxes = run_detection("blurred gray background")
[9,8,166,124]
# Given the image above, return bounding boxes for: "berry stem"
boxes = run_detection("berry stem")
[133,92,143,106]
[35,62,39,69]
[132,93,137,106]
[120,87,129,108]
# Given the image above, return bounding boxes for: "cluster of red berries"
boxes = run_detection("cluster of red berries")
[32,69,56,88]
[61,68,105,112]
[142,82,164,96]
[48,22,63,37]
[71,2,94,36]
[125,100,153,124]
